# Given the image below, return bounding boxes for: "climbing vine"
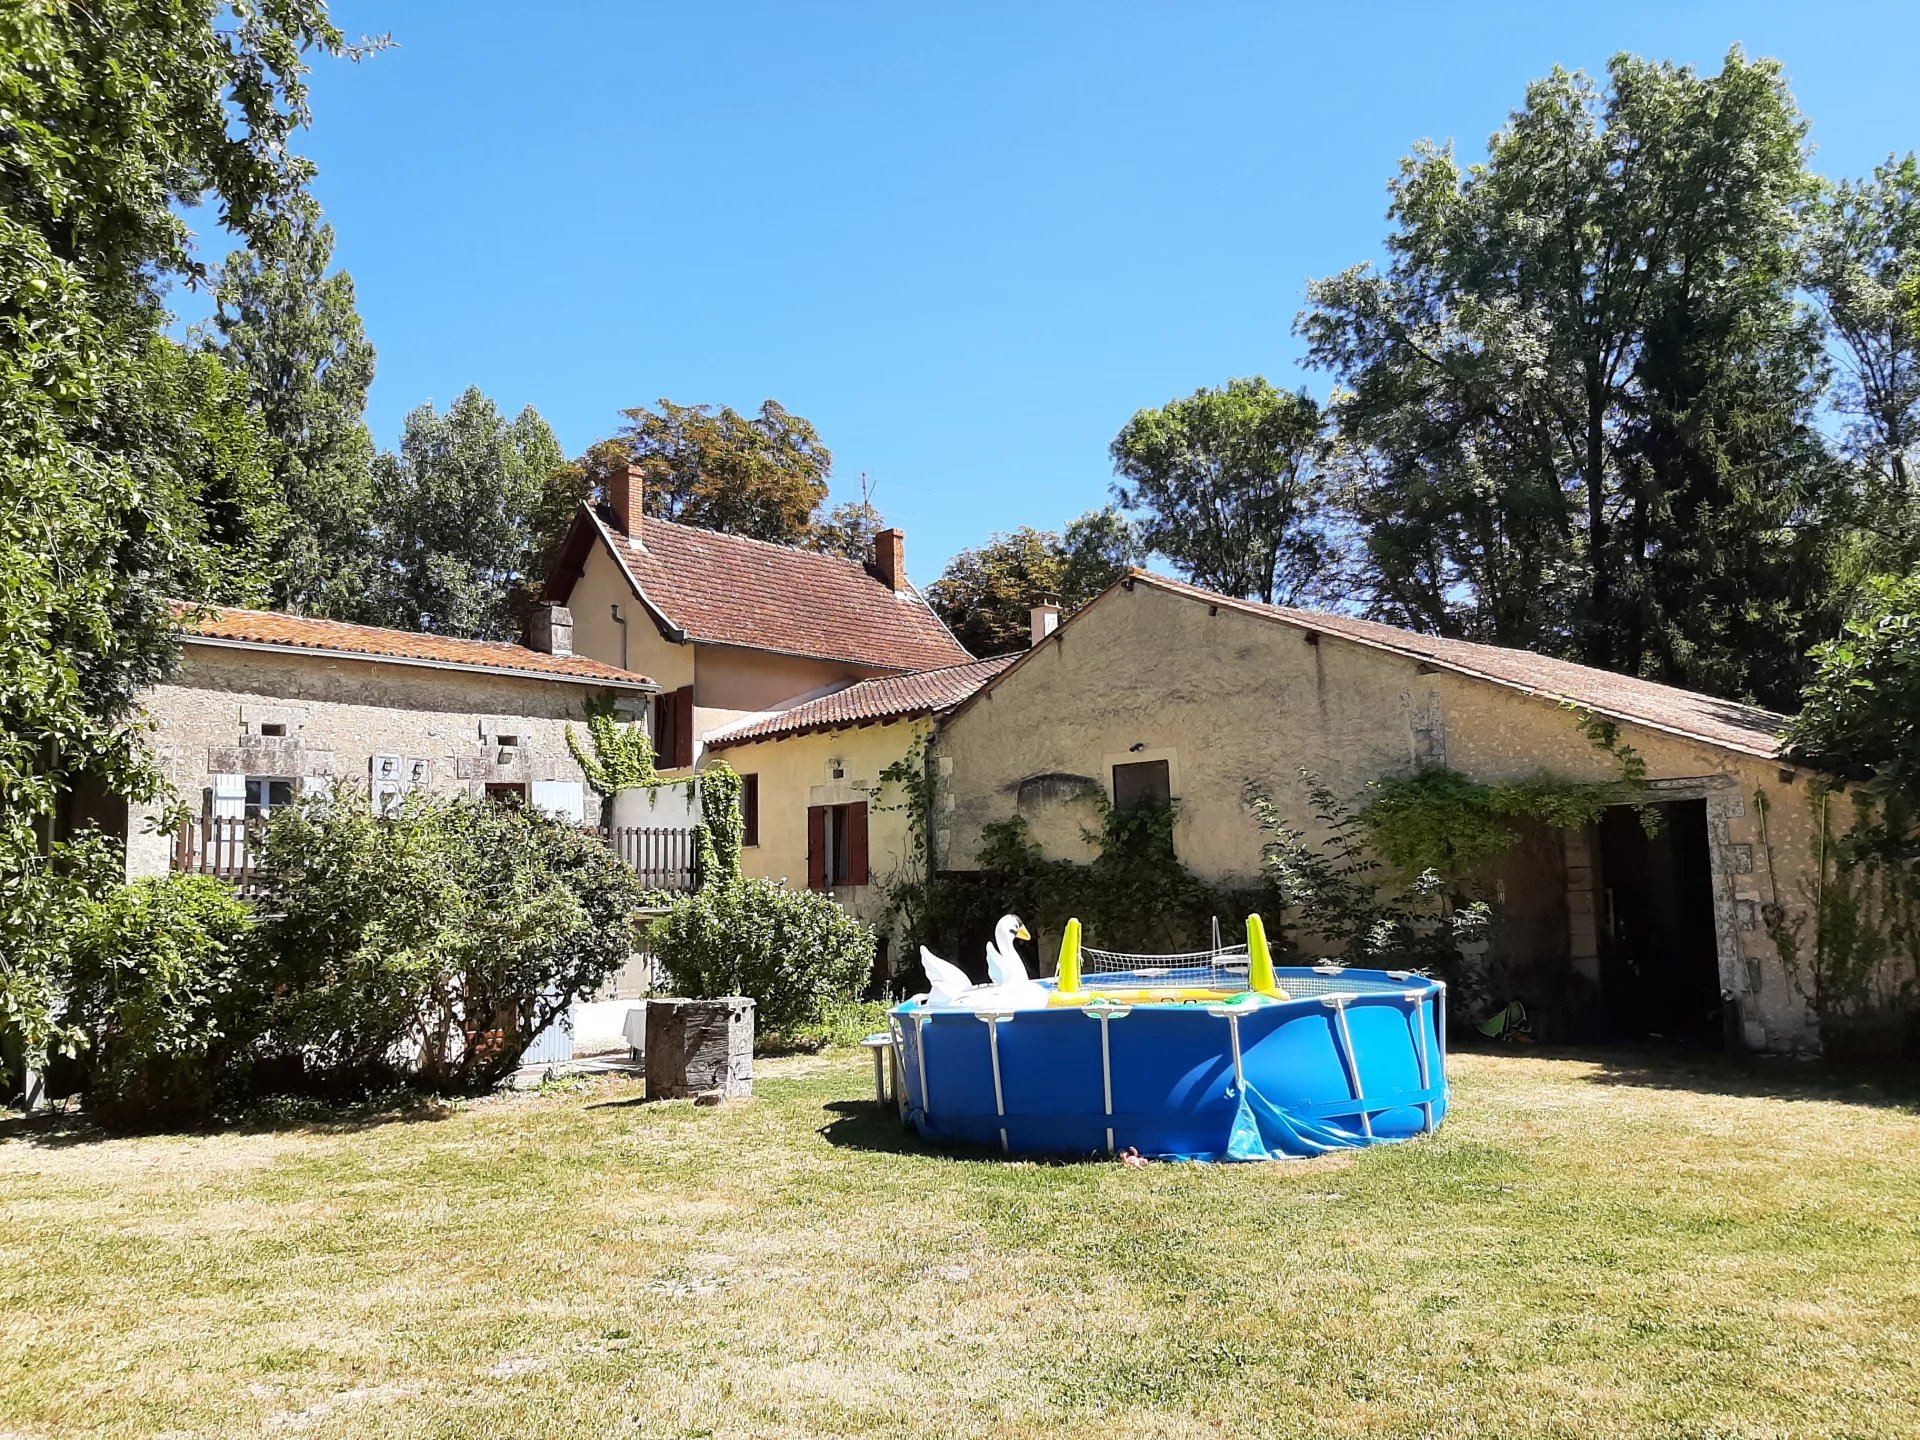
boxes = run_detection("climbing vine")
[691,759,744,889]
[567,696,660,797]
[874,736,935,945]
[1759,783,1920,1059]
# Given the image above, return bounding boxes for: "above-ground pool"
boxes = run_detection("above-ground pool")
[890,930,1447,1161]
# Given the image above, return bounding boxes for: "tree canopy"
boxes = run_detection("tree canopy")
[1110,377,1338,606]
[596,398,833,545]
[1299,49,1840,709]
[363,390,566,639]
[928,509,1143,656]
[209,199,378,616]
[1,0,347,1063]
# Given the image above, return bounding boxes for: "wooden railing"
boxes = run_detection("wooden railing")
[172,817,698,895]
[172,816,266,896]
[594,825,696,893]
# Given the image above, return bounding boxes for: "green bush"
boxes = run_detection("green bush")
[259,790,648,1095]
[63,875,259,1125]
[651,878,875,1039]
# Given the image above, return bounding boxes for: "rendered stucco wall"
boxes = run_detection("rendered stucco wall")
[720,718,926,938]
[129,645,635,879]
[567,543,694,691]
[932,582,1821,1052]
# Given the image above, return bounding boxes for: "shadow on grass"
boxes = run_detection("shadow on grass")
[0,1092,458,1149]
[1500,1041,1920,1114]
[816,1099,1131,1167]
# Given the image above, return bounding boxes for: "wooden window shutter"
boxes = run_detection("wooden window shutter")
[847,801,870,887]
[670,685,695,769]
[806,805,827,890]
[741,774,760,848]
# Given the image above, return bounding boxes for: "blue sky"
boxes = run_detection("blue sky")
[237,1,1920,581]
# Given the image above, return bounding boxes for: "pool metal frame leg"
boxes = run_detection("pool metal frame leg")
[1082,1003,1132,1155]
[1322,995,1373,1140]
[1408,995,1434,1135]
[910,1014,932,1121]
[977,1012,1013,1153]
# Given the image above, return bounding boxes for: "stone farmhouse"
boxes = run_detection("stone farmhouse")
[931,574,1815,1053]
[125,476,1824,1053]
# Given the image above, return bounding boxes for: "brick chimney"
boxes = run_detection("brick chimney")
[526,602,574,657]
[873,528,906,592]
[1029,603,1061,647]
[607,463,641,537]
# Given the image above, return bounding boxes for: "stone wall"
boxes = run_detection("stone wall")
[931,581,1822,1053]
[129,644,640,878]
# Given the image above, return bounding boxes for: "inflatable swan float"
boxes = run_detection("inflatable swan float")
[919,914,1050,1011]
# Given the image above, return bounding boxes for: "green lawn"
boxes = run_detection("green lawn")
[3,1048,1918,1439]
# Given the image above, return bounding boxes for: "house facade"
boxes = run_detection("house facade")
[704,657,1013,947]
[127,603,673,884]
[541,468,988,925]
[931,573,1819,1054]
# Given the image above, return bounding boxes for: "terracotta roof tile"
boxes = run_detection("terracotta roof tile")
[708,656,1016,748]
[175,604,659,689]
[591,512,974,671]
[1132,574,1788,759]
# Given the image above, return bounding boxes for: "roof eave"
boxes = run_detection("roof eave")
[179,633,661,692]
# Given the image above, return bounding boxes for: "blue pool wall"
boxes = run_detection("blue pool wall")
[890,968,1447,1161]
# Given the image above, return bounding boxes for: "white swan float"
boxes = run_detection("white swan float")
[919,915,1050,1011]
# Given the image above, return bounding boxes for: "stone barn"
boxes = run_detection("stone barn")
[931,572,1822,1054]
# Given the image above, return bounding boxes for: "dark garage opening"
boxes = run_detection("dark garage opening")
[1596,799,1723,1045]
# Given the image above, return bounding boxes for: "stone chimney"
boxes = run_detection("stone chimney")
[873,527,906,592]
[1029,603,1061,647]
[607,463,641,537]
[526,602,574,657]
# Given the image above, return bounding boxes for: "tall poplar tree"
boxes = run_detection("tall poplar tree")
[209,199,378,615]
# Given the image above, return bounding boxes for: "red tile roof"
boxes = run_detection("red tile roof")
[707,655,1016,748]
[1131,574,1788,758]
[175,604,659,689]
[552,509,974,672]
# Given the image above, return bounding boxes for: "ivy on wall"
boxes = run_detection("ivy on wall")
[692,759,744,889]
[1760,784,1920,1060]
[566,694,696,823]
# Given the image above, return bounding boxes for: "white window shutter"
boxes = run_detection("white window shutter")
[531,780,585,824]
[211,773,246,820]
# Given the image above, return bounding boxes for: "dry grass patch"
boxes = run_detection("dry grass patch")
[3,1049,1918,1439]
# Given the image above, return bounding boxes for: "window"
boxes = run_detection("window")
[741,773,760,848]
[1112,759,1171,811]
[485,782,529,805]
[807,801,868,889]
[652,685,695,769]
[244,777,296,822]
[259,722,287,738]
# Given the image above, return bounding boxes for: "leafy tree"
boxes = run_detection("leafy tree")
[808,475,887,561]
[927,510,1140,656]
[1299,50,1841,708]
[1806,156,1920,577]
[601,398,831,544]
[0,0,346,1077]
[208,199,378,615]
[1784,574,1920,798]
[1110,377,1336,605]
[1060,505,1146,603]
[530,437,626,579]
[364,390,564,639]
[114,338,289,609]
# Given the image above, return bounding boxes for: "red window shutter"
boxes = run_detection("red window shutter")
[847,802,870,887]
[806,806,827,890]
[741,774,760,848]
[671,685,695,769]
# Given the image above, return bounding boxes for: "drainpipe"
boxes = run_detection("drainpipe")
[610,603,629,672]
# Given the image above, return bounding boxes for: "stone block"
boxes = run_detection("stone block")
[645,997,754,1100]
